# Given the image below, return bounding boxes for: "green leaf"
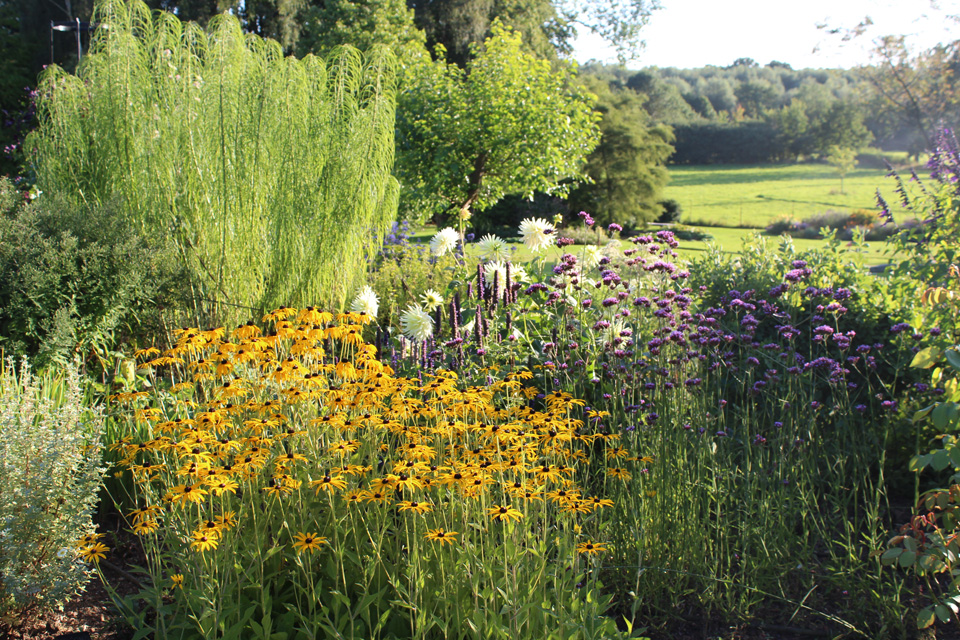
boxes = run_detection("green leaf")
[917,607,936,629]
[910,453,932,472]
[912,346,943,369]
[932,449,952,472]
[131,627,156,640]
[936,603,953,623]
[881,548,903,564]
[899,550,917,567]
[933,403,960,430]
[946,349,960,372]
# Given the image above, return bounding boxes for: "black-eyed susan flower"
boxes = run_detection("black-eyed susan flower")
[425,528,458,545]
[79,542,109,563]
[606,467,632,480]
[398,500,432,514]
[487,504,524,523]
[170,574,184,589]
[132,519,160,535]
[75,532,105,548]
[310,474,347,494]
[231,321,261,341]
[190,531,219,552]
[360,489,390,504]
[198,520,223,538]
[395,473,424,492]
[587,496,615,510]
[170,482,208,505]
[216,511,238,530]
[575,541,608,556]
[534,464,564,483]
[292,532,328,554]
[207,477,239,496]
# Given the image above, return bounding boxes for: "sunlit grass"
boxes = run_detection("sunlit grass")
[664,162,916,229]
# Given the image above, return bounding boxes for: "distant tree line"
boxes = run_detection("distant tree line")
[581,50,959,164]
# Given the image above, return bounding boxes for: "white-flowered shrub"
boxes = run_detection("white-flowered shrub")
[0,359,105,620]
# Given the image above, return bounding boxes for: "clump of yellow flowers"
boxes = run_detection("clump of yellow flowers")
[104,308,641,639]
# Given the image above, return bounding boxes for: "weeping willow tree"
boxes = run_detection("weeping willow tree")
[28,0,398,320]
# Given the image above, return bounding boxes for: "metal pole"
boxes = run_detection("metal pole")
[76,17,81,61]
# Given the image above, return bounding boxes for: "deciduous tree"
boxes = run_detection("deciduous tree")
[395,22,600,221]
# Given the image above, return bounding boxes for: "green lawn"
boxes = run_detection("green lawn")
[663,162,910,229]
[670,226,894,267]
[412,158,919,268]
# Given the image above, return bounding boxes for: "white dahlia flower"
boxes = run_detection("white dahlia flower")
[350,286,380,318]
[400,304,434,341]
[429,227,459,256]
[420,289,444,312]
[477,234,510,262]
[518,217,554,253]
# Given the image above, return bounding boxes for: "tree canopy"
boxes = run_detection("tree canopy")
[567,74,673,227]
[395,22,600,219]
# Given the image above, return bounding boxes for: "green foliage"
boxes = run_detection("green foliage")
[656,198,681,223]
[395,22,600,221]
[468,191,566,237]
[880,131,960,629]
[566,76,674,227]
[623,68,697,123]
[408,0,657,68]
[0,181,182,371]
[692,233,916,374]
[763,208,907,242]
[0,359,105,625]
[670,120,779,164]
[366,242,458,328]
[0,3,36,175]
[883,268,960,630]
[28,0,399,321]
[410,0,568,67]
[812,101,873,155]
[862,37,960,150]
[826,147,858,195]
[296,0,427,64]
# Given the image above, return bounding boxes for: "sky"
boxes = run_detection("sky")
[572,0,960,70]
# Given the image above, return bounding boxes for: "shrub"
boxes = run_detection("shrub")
[880,128,960,631]
[29,0,398,319]
[0,359,105,625]
[0,185,183,372]
[656,198,682,224]
[365,242,459,329]
[669,224,712,241]
[469,192,566,238]
[560,224,614,246]
[764,209,915,241]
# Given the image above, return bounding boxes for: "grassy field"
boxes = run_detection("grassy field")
[671,226,893,267]
[409,158,919,268]
[664,162,909,229]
